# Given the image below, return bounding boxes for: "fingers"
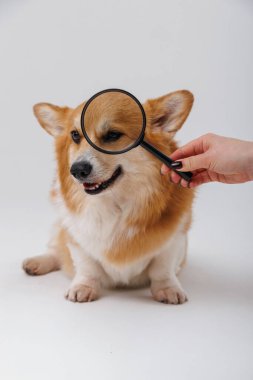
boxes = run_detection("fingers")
[163,168,213,188]
[170,136,206,161]
[168,171,191,187]
[189,171,213,187]
[161,164,171,175]
[178,153,210,172]
[161,135,210,175]
[161,153,209,177]
[170,171,181,184]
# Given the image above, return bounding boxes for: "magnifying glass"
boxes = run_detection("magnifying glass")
[80,89,192,182]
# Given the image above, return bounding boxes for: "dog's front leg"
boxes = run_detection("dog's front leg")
[149,233,188,304]
[65,243,102,303]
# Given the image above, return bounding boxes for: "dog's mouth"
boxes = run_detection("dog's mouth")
[83,166,122,195]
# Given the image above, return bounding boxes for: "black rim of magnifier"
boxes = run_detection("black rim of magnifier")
[80,88,146,155]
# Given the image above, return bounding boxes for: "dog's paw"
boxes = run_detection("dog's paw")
[22,255,59,276]
[23,257,43,276]
[152,287,188,305]
[65,284,99,303]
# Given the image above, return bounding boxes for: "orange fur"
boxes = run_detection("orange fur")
[34,90,194,272]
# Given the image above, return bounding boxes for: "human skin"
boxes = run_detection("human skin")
[161,133,253,188]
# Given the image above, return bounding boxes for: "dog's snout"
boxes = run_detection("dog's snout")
[70,161,92,181]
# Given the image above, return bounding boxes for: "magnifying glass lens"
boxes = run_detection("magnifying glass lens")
[82,91,144,154]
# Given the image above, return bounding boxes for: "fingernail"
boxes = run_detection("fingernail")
[171,161,182,169]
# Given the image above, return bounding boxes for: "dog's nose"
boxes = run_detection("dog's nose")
[70,161,92,181]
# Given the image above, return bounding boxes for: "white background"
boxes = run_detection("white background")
[0,1,253,379]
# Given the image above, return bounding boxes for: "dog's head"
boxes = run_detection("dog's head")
[34,90,193,207]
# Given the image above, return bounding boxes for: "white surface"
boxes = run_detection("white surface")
[0,1,253,379]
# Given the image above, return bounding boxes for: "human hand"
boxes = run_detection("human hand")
[161,133,253,188]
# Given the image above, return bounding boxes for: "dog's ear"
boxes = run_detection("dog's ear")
[33,103,70,137]
[146,90,194,136]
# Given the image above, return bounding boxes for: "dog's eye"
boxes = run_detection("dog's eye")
[102,130,123,143]
[71,130,81,144]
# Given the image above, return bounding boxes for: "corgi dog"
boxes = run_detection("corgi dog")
[22,90,194,304]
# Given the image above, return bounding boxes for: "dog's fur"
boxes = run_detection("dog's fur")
[23,90,194,304]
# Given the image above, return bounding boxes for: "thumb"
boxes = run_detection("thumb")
[177,153,210,172]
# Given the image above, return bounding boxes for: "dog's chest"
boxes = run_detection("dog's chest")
[61,197,125,261]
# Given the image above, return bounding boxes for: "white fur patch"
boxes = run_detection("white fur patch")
[53,177,190,287]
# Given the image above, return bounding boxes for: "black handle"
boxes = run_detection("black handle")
[140,140,192,182]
